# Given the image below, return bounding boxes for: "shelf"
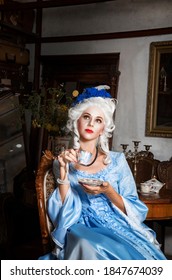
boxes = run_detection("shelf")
[0,20,38,43]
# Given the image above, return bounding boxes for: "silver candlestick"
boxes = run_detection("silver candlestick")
[120,141,153,181]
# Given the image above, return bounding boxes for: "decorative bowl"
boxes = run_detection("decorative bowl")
[140,177,165,194]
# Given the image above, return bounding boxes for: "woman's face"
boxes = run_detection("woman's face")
[77,106,105,141]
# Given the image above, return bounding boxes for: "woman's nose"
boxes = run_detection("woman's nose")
[88,118,94,126]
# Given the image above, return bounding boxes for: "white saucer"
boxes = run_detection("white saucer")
[78,178,103,186]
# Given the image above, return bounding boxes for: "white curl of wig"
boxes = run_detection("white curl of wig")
[66,97,116,164]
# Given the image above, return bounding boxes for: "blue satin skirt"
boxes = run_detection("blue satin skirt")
[39,223,166,260]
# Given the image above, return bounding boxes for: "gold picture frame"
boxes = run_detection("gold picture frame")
[146,41,172,138]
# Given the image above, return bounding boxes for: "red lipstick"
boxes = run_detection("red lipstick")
[85,129,93,133]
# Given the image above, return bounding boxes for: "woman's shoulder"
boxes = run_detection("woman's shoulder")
[109,151,127,167]
[110,151,125,160]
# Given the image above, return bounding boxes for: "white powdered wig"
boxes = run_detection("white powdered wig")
[66,96,116,164]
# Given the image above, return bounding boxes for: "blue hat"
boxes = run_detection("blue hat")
[72,85,112,106]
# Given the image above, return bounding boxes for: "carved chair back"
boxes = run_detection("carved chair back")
[157,160,172,190]
[35,150,56,254]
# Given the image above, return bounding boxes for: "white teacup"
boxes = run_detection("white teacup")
[77,149,93,165]
[140,183,152,193]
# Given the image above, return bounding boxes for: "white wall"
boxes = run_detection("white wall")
[42,0,172,36]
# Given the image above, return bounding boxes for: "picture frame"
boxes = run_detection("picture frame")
[145,41,172,138]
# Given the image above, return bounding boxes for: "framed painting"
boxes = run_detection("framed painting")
[146,41,172,138]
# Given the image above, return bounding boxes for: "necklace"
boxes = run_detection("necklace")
[82,147,98,167]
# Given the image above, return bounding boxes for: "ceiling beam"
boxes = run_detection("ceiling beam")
[32,27,172,44]
[0,0,116,10]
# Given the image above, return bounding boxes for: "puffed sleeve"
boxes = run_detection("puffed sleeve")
[47,159,82,248]
[108,152,159,245]
[112,153,148,223]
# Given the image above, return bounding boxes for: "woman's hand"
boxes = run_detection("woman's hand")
[80,181,111,195]
[57,149,78,189]
[80,181,126,213]
[58,148,78,168]
[57,149,78,203]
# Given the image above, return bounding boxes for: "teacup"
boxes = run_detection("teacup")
[140,183,153,193]
[77,149,93,165]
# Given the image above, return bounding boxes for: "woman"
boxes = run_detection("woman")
[40,85,166,260]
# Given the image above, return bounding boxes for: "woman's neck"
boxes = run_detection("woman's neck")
[79,140,97,154]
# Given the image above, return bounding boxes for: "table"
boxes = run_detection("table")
[139,188,172,220]
[139,187,172,252]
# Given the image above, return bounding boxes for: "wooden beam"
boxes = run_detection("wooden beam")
[36,27,172,44]
[0,0,116,10]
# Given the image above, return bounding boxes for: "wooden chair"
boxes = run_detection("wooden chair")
[35,150,56,254]
[157,160,172,250]
[157,160,172,190]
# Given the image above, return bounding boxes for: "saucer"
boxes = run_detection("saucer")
[78,178,103,186]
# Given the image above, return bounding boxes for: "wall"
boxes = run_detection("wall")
[41,0,172,36]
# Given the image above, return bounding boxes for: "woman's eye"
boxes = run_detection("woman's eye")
[83,114,90,120]
[96,118,102,123]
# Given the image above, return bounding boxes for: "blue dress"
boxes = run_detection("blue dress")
[39,152,166,260]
